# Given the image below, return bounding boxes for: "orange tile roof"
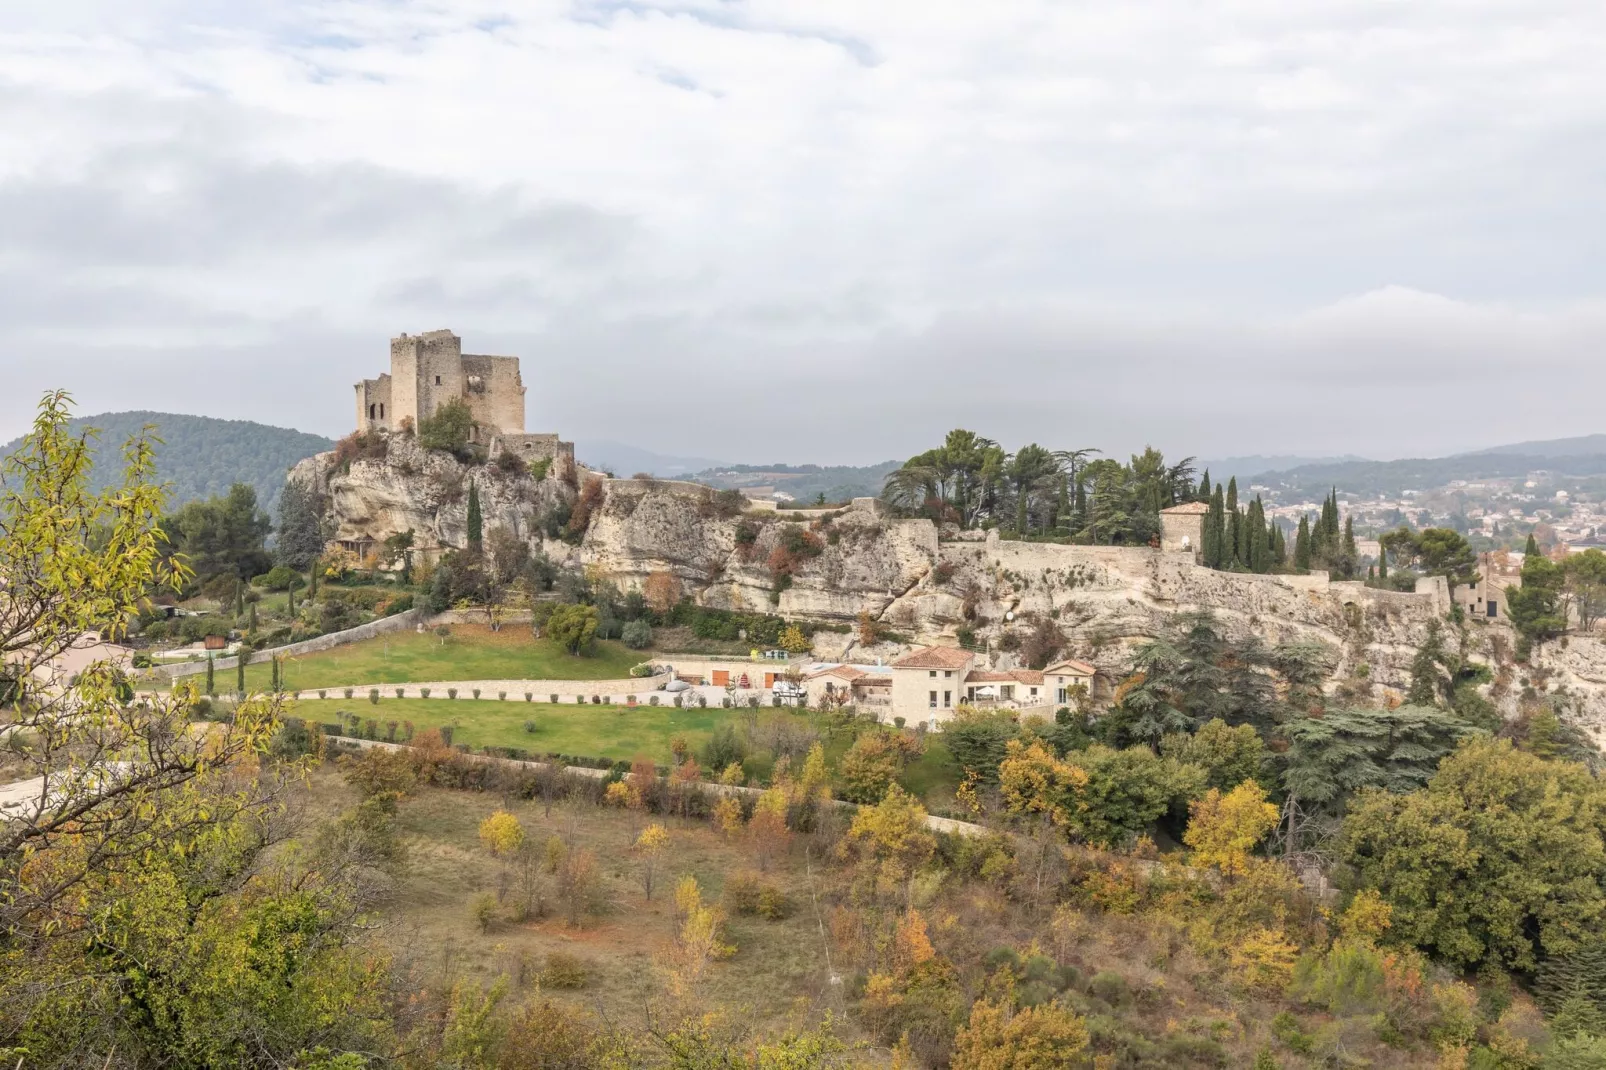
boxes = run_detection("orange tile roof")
[964,670,1015,683]
[1010,669,1045,685]
[1044,658,1097,676]
[858,676,892,687]
[891,645,976,669]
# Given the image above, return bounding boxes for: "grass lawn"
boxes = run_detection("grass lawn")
[245,624,644,691]
[292,695,962,808]
[294,697,735,765]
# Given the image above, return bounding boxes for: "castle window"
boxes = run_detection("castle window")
[435,375,441,385]
[379,403,384,418]
[368,404,375,419]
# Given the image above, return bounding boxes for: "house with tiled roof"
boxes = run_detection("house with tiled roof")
[889,645,978,722]
[885,645,1102,725]
[805,664,892,710]
[1043,658,1098,705]
[1159,501,1210,555]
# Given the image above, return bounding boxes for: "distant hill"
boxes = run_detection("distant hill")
[1197,454,1368,486]
[688,460,902,503]
[1252,452,1606,498]
[0,411,333,516]
[1458,433,1606,459]
[571,440,728,478]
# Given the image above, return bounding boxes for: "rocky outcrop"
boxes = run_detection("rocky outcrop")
[300,452,1606,726]
[291,434,572,561]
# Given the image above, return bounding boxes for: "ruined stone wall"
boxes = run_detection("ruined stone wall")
[461,354,525,434]
[356,374,393,432]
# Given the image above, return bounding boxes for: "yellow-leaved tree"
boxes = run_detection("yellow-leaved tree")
[1182,779,1280,876]
[950,998,1092,1069]
[479,809,526,859]
[839,784,937,906]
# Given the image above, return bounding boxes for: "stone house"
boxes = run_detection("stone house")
[889,645,977,725]
[1159,501,1209,555]
[1461,551,1522,622]
[1043,658,1098,704]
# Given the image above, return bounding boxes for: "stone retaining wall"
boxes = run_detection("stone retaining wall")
[147,609,427,680]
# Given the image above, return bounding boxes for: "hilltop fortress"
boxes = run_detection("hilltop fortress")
[354,329,574,471]
[294,329,1606,734]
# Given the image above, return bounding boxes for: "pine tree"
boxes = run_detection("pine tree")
[467,481,483,548]
[1537,937,1606,1017]
[1295,516,1312,572]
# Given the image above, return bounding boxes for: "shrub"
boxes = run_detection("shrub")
[344,688,354,699]
[650,695,660,706]
[540,952,590,989]
[472,688,482,700]
[261,565,300,591]
[448,688,458,700]
[550,694,559,704]
[318,690,327,700]
[369,688,380,705]
[472,892,498,933]
[525,692,533,702]
[131,651,154,669]
[420,687,431,699]
[1088,971,1129,1007]
[498,691,506,700]
[524,720,537,734]
[621,620,653,649]
[395,688,405,699]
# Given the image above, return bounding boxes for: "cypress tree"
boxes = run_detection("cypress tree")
[236,655,246,697]
[288,581,296,617]
[1202,487,1222,567]
[467,481,483,548]
[1378,542,1388,579]
[1271,521,1287,567]
[1199,470,1212,500]
[308,564,319,600]
[1525,532,1541,559]
[206,654,215,697]
[1341,515,1358,579]
[1249,497,1271,573]
[1295,515,1313,571]
[248,601,257,634]
[235,577,245,618]
[1225,479,1241,567]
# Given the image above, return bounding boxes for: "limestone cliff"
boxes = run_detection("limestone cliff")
[297,451,1606,731]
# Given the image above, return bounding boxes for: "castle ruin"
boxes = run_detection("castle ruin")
[355,329,574,475]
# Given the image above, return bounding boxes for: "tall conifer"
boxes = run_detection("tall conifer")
[1341,516,1358,580]
[467,482,483,548]
[1199,470,1212,499]
[1295,515,1313,571]
[1203,486,1224,567]
[1271,522,1287,567]
[1248,497,1271,573]
[1226,479,1241,568]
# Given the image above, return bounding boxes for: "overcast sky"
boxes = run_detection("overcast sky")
[3,0,1605,465]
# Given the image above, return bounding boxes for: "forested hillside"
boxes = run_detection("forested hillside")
[0,410,332,515]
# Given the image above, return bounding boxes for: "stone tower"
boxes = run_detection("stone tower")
[355,329,526,437]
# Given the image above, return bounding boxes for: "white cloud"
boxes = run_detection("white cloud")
[1,0,1604,461]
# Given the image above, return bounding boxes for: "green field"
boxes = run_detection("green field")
[243,624,644,691]
[290,695,961,804]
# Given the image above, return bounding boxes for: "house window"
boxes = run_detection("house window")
[1001,685,1015,701]
[1030,687,1038,698]
[1488,601,1498,618]
[1056,687,1068,703]
[435,375,442,385]
[944,670,953,678]
[929,691,938,708]
[943,691,952,707]
[929,670,936,678]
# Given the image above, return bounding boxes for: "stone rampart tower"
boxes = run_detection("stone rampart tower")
[355,329,526,437]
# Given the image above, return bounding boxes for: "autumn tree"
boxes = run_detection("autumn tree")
[950,998,1091,1069]
[547,603,600,655]
[643,569,682,615]
[840,784,937,904]
[839,731,908,804]
[748,786,792,871]
[480,809,526,859]
[1183,780,1280,875]
[636,823,670,900]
